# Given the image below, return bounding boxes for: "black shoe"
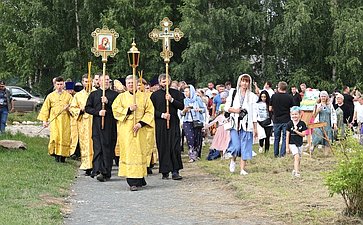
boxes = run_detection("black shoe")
[147,167,153,175]
[172,174,183,180]
[60,156,66,163]
[55,156,60,162]
[162,173,170,180]
[96,173,105,182]
[142,178,147,186]
[130,186,138,191]
[85,169,92,176]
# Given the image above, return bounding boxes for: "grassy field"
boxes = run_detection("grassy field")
[198,144,363,225]
[7,111,39,124]
[0,133,78,225]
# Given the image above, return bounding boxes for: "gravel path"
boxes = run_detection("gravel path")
[63,162,278,225]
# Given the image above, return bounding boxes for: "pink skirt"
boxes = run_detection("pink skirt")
[306,117,315,135]
[210,126,230,151]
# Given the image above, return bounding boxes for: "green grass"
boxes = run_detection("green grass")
[7,111,39,124]
[0,133,78,225]
[199,144,363,225]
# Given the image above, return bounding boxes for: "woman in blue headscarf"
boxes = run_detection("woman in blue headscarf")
[180,85,206,162]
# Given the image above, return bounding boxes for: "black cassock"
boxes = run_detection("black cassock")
[85,88,118,178]
[150,88,185,174]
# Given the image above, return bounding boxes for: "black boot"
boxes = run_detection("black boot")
[85,169,92,176]
[60,156,66,163]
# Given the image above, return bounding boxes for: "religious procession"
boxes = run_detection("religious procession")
[34,21,363,192]
[2,1,363,224]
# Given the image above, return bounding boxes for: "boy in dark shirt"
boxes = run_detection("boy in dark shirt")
[286,106,307,177]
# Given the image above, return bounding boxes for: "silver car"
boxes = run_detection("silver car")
[7,86,44,112]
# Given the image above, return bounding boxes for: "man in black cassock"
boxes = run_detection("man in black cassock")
[150,73,185,180]
[85,74,118,182]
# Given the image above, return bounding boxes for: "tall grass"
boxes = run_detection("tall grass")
[0,133,78,225]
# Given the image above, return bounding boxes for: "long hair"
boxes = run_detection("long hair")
[257,90,270,107]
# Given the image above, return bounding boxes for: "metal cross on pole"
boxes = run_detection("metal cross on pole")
[91,26,119,129]
[149,17,184,129]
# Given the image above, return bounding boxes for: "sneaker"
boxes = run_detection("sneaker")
[258,147,263,153]
[240,170,248,175]
[188,159,195,163]
[229,161,236,173]
[292,170,300,177]
[252,151,257,157]
[224,152,233,159]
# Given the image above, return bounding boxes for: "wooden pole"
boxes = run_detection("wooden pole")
[132,66,137,136]
[101,52,107,130]
[87,62,92,92]
[165,62,170,129]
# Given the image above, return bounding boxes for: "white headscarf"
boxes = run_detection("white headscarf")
[236,73,252,104]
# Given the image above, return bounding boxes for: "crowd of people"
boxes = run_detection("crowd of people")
[34,71,363,191]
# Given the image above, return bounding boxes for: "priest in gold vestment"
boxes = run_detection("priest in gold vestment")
[112,75,154,191]
[37,76,72,162]
[69,74,93,175]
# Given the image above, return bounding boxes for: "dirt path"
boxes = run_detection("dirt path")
[63,159,282,225]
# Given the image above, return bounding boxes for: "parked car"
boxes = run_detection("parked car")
[7,86,44,112]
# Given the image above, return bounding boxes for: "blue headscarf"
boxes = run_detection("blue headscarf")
[184,85,197,106]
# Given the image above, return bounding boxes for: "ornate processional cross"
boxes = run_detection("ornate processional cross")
[149,17,184,63]
[149,17,184,129]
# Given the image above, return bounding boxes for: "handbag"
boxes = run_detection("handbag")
[193,120,204,128]
[258,118,271,128]
[189,111,204,128]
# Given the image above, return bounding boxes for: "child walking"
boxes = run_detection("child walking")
[204,104,230,159]
[286,106,307,177]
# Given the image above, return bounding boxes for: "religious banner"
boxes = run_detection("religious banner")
[91,26,119,129]
[91,26,119,59]
[300,88,320,111]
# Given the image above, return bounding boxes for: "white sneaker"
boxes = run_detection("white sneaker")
[240,170,248,175]
[292,170,300,177]
[224,152,233,159]
[252,151,257,157]
[229,161,236,173]
[258,147,263,153]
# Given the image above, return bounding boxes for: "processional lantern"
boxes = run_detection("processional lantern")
[149,17,184,129]
[91,26,119,129]
[127,40,140,136]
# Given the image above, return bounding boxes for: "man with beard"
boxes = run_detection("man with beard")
[85,74,118,182]
[150,74,184,180]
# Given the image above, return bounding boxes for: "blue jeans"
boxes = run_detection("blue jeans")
[273,123,287,157]
[0,107,8,133]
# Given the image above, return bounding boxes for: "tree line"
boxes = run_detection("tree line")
[0,0,362,94]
